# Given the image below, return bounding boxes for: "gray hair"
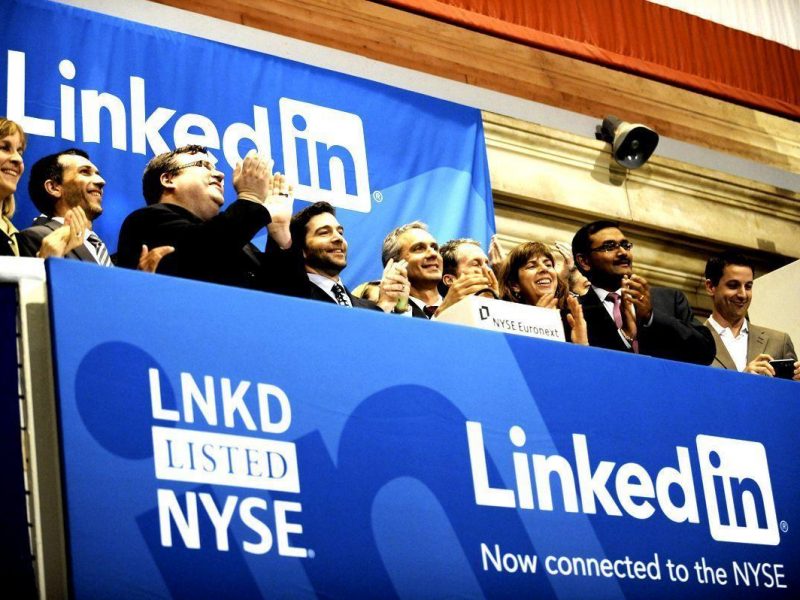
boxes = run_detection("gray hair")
[381,221,429,266]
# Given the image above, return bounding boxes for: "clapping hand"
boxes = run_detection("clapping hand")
[265,172,294,249]
[38,206,90,258]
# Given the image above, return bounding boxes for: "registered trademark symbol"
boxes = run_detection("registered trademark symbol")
[307,549,316,559]
[372,190,383,202]
[780,520,789,533]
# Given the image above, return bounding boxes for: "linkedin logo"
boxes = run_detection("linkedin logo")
[280,98,371,213]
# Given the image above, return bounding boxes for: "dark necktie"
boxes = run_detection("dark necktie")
[86,231,113,267]
[331,283,351,307]
[423,305,438,318]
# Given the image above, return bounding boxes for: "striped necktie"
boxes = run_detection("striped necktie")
[85,231,113,266]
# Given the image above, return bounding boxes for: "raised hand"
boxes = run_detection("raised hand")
[622,273,652,322]
[565,294,588,345]
[38,206,90,258]
[233,150,272,203]
[265,172,294,249]
[137,244,175,273]
[535,291,558,309]
[436,265,497,316]
[488,235,506,266]
[376,258,410,313]
[553,241,575,279]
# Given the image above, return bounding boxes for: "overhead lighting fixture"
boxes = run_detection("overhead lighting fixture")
[595,115,659,169]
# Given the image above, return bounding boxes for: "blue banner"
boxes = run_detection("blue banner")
[46,260,798,598]
[1,0,494,286]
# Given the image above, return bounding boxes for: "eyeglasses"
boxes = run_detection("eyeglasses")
[167,159,216,174]
[589,240,633,253]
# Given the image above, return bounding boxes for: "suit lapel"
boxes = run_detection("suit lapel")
[581,288,626,351]
[704,321,736,369]
[747,323,768,361]
[39,218,100,264]
[410,302,429,319]
[307,282,337,304]
[70,243,99,263]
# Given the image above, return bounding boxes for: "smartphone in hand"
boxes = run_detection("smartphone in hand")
[769,359,796,380]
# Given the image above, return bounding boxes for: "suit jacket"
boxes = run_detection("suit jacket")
[17,216,101,262]
[263,237,382,312]
[306,280,382,310]
[117,201,284,291]
[580,286,715,365]
[705,320,797,370]
[409,302,429,319]
[1,228,16,256]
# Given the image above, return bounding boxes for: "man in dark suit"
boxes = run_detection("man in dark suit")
[117,145,289,289]
[277,201,407,312]
[703,251,798,380]
[18,149,112,263]
[571,220,714,364]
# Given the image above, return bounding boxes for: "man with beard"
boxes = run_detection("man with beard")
[704,251,798,380]
[279,201,408,311]
[19,148,113,264]
[572,219,714,364]
[381,223,496,319]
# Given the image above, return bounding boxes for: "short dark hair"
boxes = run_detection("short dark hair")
[27,148,90,216]
[704,251,756,286]
[289,201,336,252]
[440,238,481,277]
[571,219,621,276]
[142,144,207,206]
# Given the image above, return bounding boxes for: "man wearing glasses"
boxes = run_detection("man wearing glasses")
[117,144,292,290]
[571,220,714,364]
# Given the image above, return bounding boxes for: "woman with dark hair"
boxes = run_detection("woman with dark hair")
[1,117,88,258]
[500,241,588,345]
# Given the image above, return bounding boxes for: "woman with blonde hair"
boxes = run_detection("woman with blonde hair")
[0,117,27,256]
[500,241,588,345]
[0,117,88,258]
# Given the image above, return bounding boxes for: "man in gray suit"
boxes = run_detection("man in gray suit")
[18,148,112,264]
[18,148,171,270]
[704,251,799,380]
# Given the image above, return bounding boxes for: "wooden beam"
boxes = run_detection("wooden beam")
[151,0,800,173]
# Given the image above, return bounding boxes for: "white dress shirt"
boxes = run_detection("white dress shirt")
[707,315,749,372]
[307,273,351,306]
